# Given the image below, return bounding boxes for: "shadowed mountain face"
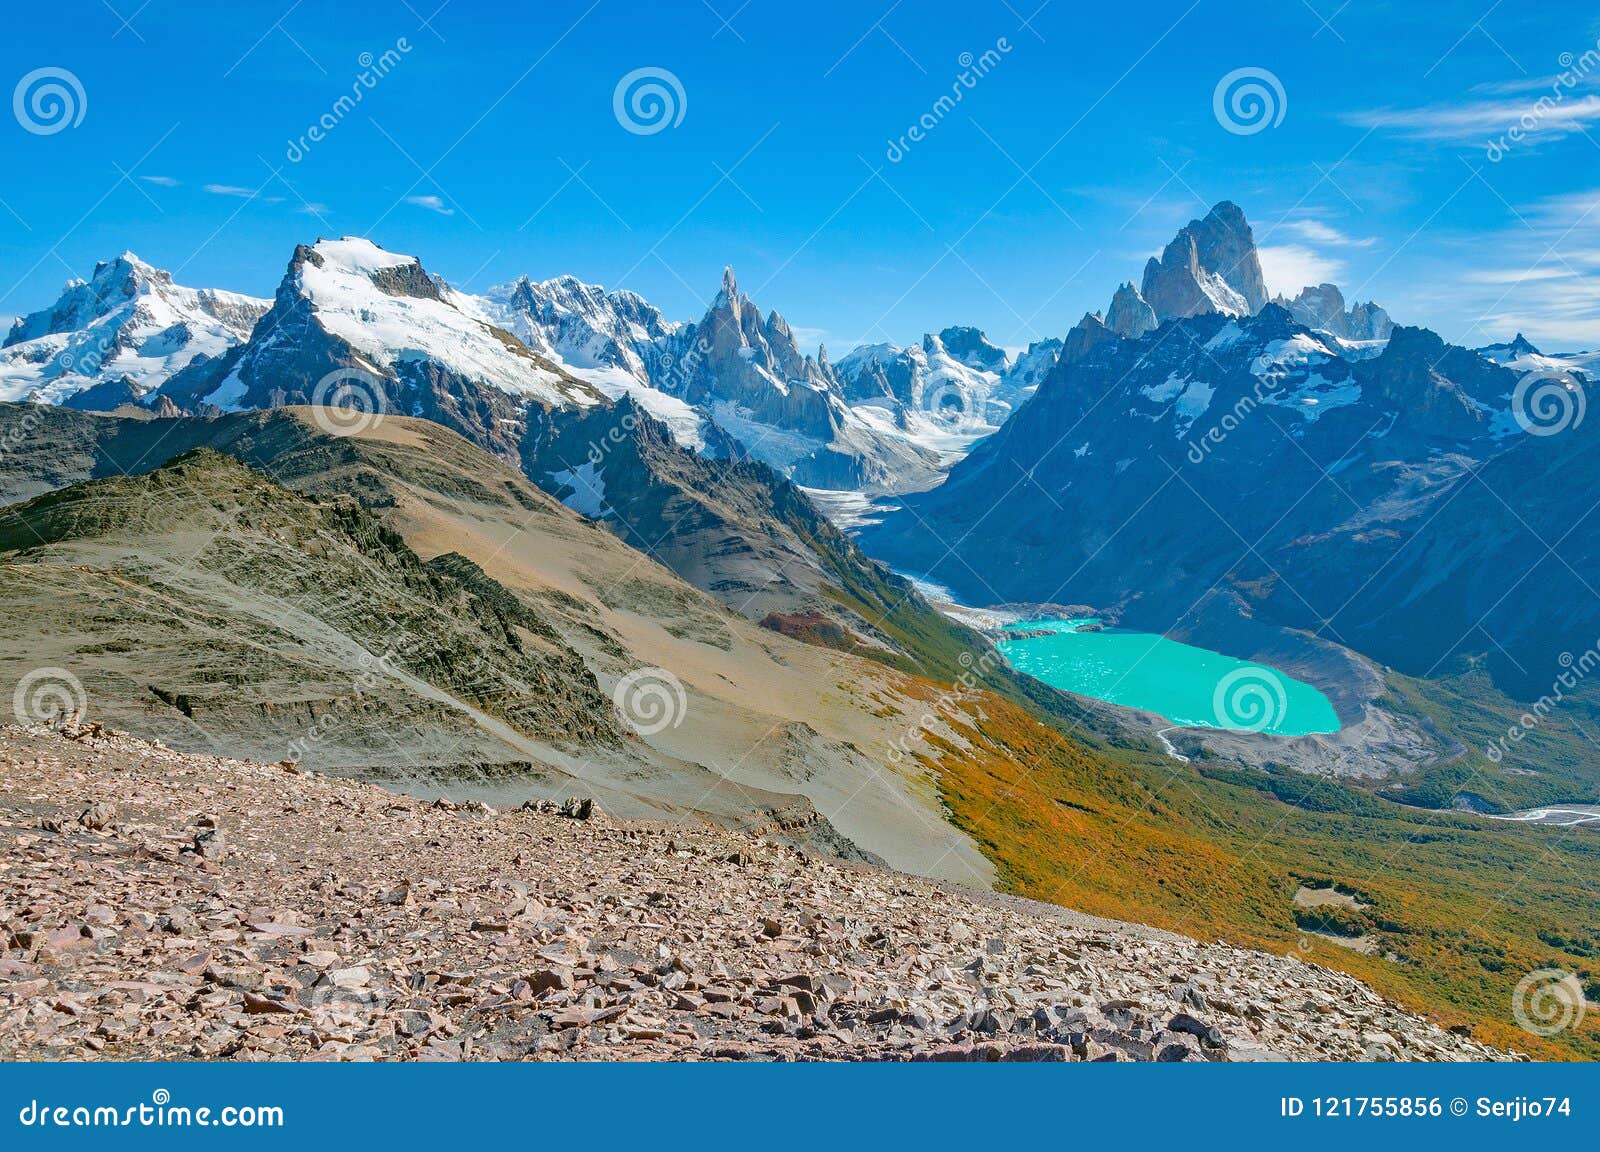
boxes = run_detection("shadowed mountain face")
[519,396,1034,688]
[863,302,1596,697]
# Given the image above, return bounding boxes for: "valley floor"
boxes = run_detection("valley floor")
[0,724,1507,1062]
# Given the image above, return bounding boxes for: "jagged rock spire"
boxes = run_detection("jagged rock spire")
[1140,201,1267,322]
[1106,281,1157,338]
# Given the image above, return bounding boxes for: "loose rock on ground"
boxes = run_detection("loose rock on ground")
[0,725,1509,1062]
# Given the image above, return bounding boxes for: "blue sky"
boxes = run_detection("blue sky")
[3,0,1600,351]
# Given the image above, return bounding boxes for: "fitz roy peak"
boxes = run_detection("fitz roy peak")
[1066,202,1393,355]
[1061,201,1270,358]
[1140,200,1269,319]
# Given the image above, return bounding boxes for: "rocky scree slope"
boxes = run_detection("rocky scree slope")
[0,724,1508,1062]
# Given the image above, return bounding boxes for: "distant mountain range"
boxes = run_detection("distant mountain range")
[6,206,1600,1057]
[2,239,1054,496]
[863,202,1598,701]
[5,204,1595,706]
[1,253,268,410]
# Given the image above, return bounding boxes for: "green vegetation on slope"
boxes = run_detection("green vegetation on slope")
[0,448,619,760]
[918,685,1600,1059]
[1378,665,1600,812]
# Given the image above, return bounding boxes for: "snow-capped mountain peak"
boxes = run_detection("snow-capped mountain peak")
[1,252,269,408]
[481,272,677,385]
[833,323,1054,461]
[189,236,605,417]
[930,325,1008,373]
[312,235,418,276]
[716,265,738,308]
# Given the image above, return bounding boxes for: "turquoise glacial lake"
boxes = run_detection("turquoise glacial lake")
[996,619,1340,737]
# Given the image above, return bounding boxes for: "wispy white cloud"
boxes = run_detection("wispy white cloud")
[203,184,256,198]
[1471,290,1600,348]
[405,194,455,216]
[1422,187,1600,348]
[1460,266,1577,285]
[1524,188,1600,229]
[141,175,179,187]
[297,203,331,216]
[1281,218,1376,248]
[1469,73,1599,98]
[1258,245,1346,295]
[1349,93,1600,145]
[790,325,831,355]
